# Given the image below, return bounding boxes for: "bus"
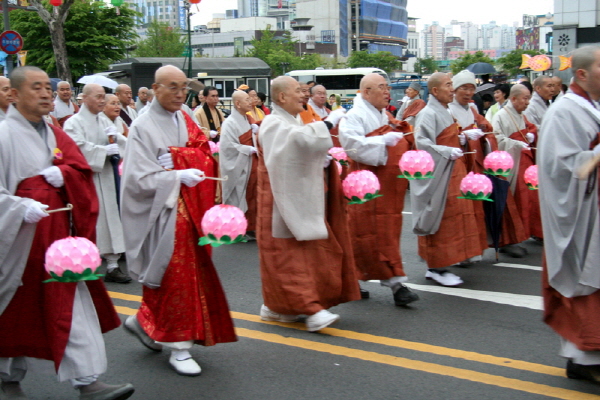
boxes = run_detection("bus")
[285,68,390,104]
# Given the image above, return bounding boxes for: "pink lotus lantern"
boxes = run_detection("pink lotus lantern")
[524,165,538,190]
[44,237,103,283]
[209,141,219,156]
[458,172,494,202]
[483,151,514,176]
[199,205,248,247]
[328,147,349,166]
[398,150,435,180]
[342,170,383,204]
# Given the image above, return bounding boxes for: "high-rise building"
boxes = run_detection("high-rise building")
[421,22,444,59]
[124,0,183,29]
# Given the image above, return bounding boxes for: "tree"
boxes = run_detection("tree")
[496,49,547,77]
[413,56,437,75]
[10,1,138,83]
[134,20,186,57]
[450,51,495,74]
[347,50,400,74]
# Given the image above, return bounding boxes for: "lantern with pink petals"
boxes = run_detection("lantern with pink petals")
[44,237,103,283]
[524,165,538,190]
[342,170,382,204]
[458,172,494,202]
[483,151,514,177]
[199,205,248,247]
[328,147,349,166]
[209,141,219,156]
[398,150,435,180]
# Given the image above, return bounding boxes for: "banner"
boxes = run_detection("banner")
[17,50,26,66]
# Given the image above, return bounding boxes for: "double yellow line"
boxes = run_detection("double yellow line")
[108,291,600,400]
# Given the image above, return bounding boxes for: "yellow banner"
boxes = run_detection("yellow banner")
[17,50,27,66]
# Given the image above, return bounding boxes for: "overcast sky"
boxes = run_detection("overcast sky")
[190,0,554,29]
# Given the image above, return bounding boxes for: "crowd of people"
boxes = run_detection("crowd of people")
[1,45,600,400]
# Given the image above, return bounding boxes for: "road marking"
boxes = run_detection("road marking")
[109,291,142,302]
[494,262,542,271]
[237,328,600,400]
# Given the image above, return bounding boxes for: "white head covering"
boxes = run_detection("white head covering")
[452,70,477,90]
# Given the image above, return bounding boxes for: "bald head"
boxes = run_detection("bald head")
[359,73,384,92]
[271,76,304,116]
[427,72,448,92]
[232,90,252,114]
[272,76,297,106]
[152,65,187,113]
[359,73,389,111]
[427,72,454,106]
[510,84,529,98]
[82,83,105,114]
[532,75,551,89]
[532,75,554,101]
[510,84,531,114]
[115,84,132,107]
[155,65,186,84]
[56,80,72,102]
[571,46,600,100]
[82,83,103,96]
[0,76,11,112]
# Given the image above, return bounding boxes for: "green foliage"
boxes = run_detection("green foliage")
[247,29,322,77]
[496,49,547,77]
[10,1,138,80]
[450,51,495,74]
[347,51,400,74]
[134,20,187,57]
[413,57,437,75]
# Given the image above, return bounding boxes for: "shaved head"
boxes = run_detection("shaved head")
[232,90,252,114]
[510,84,531,113]
[359,73,383,92]
[271,76,304,116]
[510,84,529,98]
[427,72,449,92]
[572,46,600,74]
[571,45,600,100]
[532,75,551,89]
[152,65,187,113]
[427,72,454,106]
[272,76,297,106]
[82,83,103,95]
[57,81,70,90]
[155,65,186,84]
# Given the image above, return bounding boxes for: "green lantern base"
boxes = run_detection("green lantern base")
[483,168,512,177]
[199,233,247,247]
[526,183,538,190]
[43,268,103,283]
[457,191,494,202]
[345,191,383,205]
[397,171,434,180]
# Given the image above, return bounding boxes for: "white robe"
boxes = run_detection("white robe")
[121,104,138,121]
[64,105,127,255]
[100,113,127,135]
[308,98,329,119]
[523,91,548,130]
[219,108,254,211]
[51,98,75,119]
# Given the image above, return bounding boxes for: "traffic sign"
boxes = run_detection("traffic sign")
[0,31,23,54]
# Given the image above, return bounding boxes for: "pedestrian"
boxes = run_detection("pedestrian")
[257,76,360,331]
[484,83,510,122]
[121,65,236,376]
[339,73,419,306]
[257,92,270,115]
[0,66,133,400]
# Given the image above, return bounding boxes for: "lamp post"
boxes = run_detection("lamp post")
[185,0,201,78]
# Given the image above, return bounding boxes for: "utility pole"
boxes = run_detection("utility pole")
[2,0,12,75]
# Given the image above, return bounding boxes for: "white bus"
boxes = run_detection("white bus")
[285,68,390,102]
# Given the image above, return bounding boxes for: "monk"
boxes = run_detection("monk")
[299,82,322,124]
[523,75,553,130]
[339,73,419,306]
[410,72,486,287]
[257,76,359,332]
[50,81,79,127]
[398,82,426,126]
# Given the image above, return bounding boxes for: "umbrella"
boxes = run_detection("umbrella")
[482,175,510,261]
[77,74,118,89]
[466,62,497,75]
[50,78,62,92]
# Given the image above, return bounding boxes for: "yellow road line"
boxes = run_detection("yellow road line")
[108,291,142,302]
[236,328,600,400]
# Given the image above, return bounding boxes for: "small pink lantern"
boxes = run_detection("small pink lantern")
[398,150,435,180]
[342,170,383,204]
[458,172,494,202]
[483,151,514,176]
[524,165,538,190]
[328,147,349,166]
[209,141,219,156]
[44,237,102,283]
[199,205,248,247]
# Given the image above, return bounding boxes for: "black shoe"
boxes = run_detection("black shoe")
[104,267,132,283]
[566,360,600,383]
[499,244,528,258]
[393,284,419,306]
[360,288,370,299]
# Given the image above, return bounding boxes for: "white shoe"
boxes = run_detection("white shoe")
[260,304,299,323]
[169,350,201,376]
[425,269,463,287]
[305,310,340,332]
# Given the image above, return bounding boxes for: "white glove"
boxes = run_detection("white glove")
[40,166,64,188]
[179,169,205,187]
[324,108,346,127]
[105,125,119,137]
[158,153,174,170]
[323,155,332,168]
[401,96,410,103]
[450,148,464,160]
[249,146,258,155]
[464,129,485,141]
[209,130,218,139]
[251,124,259,134]
[525,132,535,143]
[383,132,404,147]
[24,201,49,224]
[519,141,531,150]
[105,143,120,156]
[458,133,467,146]
[593,144,600,155]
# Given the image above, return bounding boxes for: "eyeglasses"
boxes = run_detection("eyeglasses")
[367,84,391,92]
[158,83,191,94]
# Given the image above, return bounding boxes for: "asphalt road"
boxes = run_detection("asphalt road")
[13,197,600,400]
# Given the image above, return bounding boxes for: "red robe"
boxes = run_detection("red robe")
[0,125,120,370]
[137,113,237,346]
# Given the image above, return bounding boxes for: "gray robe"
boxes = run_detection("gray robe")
[538,91,600,298]
[410,95,457,235]
[64,105,126,255]
[220,108,254,211]
[120,100,186,288]
[523,91,548,130]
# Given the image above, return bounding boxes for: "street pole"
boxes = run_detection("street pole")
[186,1,191,78]
[2,0,12,75]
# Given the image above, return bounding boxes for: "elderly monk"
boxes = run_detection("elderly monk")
[64,84,131,284]
[0,76,12,122]
[339,73,419,306]
[135,86,149,111]
[257,76,360,332]
[308,84,330,119]
[121,65,236,377]
[102,94,129,136]
[410,72,486,287]
[551,75,564,102]
[51,81,79,127]
[539,45,600,383]
[115,84,137,127]
[492,84,543,240]
[220,90,259,236]
[0,66,133,400]
[398,82,426,126]
[194,86,223,142]
[299,82,322,124]
[524,75,553,130]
